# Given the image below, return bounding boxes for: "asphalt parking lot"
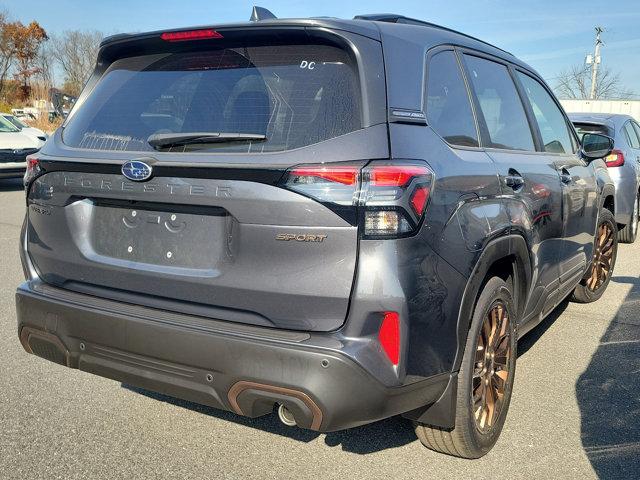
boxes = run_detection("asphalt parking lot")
[0,176,638,480]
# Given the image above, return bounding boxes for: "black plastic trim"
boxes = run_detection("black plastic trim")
[16,280,450,432]
[37,160,287,185]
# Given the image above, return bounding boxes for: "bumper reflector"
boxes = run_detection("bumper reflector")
[379,312,400,366]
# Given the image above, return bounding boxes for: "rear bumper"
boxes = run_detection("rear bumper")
[609,169,638,225]
[16,280,449,432]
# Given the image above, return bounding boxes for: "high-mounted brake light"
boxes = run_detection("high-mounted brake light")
[604,149,625,167]
[281,161,434,238]
[160,29,223,42]
[379,312,400,366]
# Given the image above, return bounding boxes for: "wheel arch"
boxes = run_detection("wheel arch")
[602,192,615,215]
[452,235,531,373]
[404,235,531,429]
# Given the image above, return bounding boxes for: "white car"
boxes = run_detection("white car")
[1,113,48,143]
[0,116,44,179]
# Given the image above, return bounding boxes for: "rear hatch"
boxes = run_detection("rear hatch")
[25,25,389,331]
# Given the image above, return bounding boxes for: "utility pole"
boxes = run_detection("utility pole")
[588,27,604,99]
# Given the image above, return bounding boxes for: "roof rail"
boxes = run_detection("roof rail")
[250,6,277,22]
[353,13,512,56]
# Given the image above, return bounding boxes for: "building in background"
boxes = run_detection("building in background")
[561,99,640,122]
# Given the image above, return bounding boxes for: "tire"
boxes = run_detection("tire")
[618,193,639,244]
[415,277,517,458]
[571,209,618,303]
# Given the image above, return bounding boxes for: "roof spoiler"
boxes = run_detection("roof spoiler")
[250,6,277,22]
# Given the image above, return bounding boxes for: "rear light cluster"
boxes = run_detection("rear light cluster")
[23,155,40,189]
[282,161,434,238]
[604,149,625,167]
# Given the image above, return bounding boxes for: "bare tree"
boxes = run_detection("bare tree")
[51,30,102,96]
[34,42,54,89]
[29,43,55,104]
[555,64,634,100]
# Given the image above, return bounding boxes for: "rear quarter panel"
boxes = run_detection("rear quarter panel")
[386,124,510,377]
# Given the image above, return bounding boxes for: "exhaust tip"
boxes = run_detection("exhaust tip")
[277,404,297,427]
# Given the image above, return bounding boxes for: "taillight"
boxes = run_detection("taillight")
[360,162,433,238]
[284,165,359,206]
[409,185,430,215]
[379,312,400,366]
[24,155,40,189]
[369,165,431,187]
[160,29,223,42]
[604,149,625,167]
[281,161,434,238]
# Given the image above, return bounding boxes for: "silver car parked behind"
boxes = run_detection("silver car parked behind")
[570,113,640,243]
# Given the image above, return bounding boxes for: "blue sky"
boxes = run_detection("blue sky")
[4,0,640,95]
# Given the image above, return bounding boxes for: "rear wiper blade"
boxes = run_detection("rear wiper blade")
[148,132,267,149]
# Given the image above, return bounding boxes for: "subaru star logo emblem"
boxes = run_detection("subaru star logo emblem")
[122,160,153,182]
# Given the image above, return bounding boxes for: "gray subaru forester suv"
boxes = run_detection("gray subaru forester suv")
[16,9,618,458]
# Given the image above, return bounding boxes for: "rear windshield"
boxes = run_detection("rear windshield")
[573,122,612,138]
[63,43,362,153]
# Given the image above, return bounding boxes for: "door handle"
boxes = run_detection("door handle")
[504,169,525,190]
[559,167,572,185]
[504,174,524,190]
[560,173,572,184]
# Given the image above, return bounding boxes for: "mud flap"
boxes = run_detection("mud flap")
[402,372,458,429]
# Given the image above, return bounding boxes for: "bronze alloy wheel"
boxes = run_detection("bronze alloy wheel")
[587,222,615,291]
[473,301,511,433]
[415,277,516,458]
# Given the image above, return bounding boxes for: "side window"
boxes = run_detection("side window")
[426,51,479,147]
[633,122,640,148]
[623,122,640,149]
[517,72,574,154]
[465,55,535,151]
[463,55,535,151]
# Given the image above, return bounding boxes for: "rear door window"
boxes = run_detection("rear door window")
[516,72,574,154]
[623,121,640,149]
[63,43,362,153]
[463,55,535,151]
[426,50,478,147]
[633,122,640,147]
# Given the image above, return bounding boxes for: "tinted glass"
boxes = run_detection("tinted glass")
[426,51,478,147]
[63,43,362,153]
[464,55,534,151]
[0,116,19,133]
[573,122,611,138]
[517,73,574,154]
[3,115,27,129]
[633,122,640,147]
[624,122,640,149]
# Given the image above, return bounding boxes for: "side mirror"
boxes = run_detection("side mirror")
[581,133,614,161]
